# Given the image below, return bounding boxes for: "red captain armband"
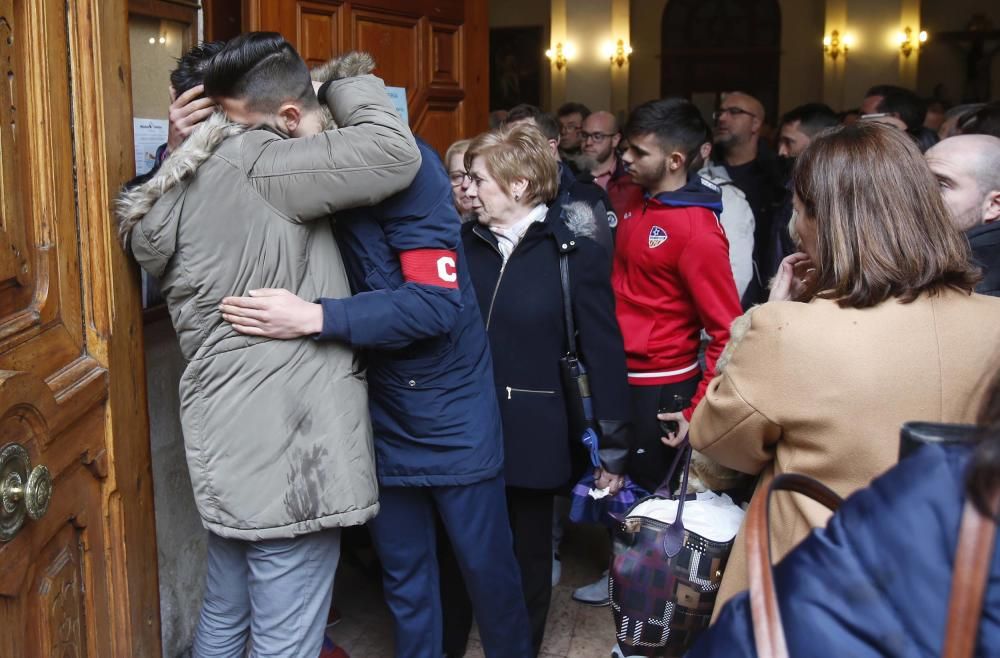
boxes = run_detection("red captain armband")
[399,249,459,289]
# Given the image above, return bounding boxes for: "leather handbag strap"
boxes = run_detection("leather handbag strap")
[942,494,999,658]
[558,253,576,358]
[747,474,843,658]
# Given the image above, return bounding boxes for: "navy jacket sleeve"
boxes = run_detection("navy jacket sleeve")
[317,144,463,350]
[571,238,633,474]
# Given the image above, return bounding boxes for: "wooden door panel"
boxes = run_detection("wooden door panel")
[298,1,344,68]
[352,10,422,101]
[413,103,463,153]
[251,0,487,155]
[0,0,158,655]
[431,22,461,88]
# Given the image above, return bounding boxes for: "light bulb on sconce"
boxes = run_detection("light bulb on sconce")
[545,41,576,71]
[602,39,633,68]
[896,26,927,58]
[823,30,854,61]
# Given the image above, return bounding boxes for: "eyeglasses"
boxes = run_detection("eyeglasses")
[559,124,581,134]
[581,131,616,143]
[448,171,470,187]
[713,107,757,121]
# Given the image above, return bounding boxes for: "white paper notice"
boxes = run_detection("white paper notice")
[385,87,409,125]
[133,118,169,176]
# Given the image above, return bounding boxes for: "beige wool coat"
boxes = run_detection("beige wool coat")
[689,288,1000,619]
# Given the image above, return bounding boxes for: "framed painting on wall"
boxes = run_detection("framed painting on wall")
[489,26,544,110]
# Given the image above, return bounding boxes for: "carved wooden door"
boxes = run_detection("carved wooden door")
[0,1,160,656]
[247,0,490,155]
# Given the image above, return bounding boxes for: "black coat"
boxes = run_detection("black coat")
[461,201,632,489]
[969,221,1000,297]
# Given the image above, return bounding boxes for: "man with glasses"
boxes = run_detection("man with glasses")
[581,111,641,222]
[711,91,783,304]
[557,101,591,174]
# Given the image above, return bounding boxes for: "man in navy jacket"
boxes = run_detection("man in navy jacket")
[220,136,532,657]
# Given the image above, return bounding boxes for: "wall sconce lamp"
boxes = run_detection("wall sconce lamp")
[602,39,633,68]
[897,27,928,58]
[823,30,854,61]
[545,42,576,71]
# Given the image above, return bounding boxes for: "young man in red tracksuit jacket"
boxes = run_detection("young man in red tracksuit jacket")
[613,98,743,493]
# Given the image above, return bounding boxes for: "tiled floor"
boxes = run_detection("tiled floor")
[327,515,617,658]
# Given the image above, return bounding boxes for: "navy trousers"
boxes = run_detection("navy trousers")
[368,475,533,658]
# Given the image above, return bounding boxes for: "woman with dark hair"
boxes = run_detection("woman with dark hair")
[453,123,632,656]
[688,365,1000,656]
[682,121,1000,616]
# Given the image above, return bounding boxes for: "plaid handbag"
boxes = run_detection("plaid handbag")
[610,443,740,657]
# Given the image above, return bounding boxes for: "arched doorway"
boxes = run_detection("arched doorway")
[660,0,781,124]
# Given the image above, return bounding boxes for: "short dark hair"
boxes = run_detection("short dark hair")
[875,87,927,133]
[204,32,318,114]
[557,102,591,120]
[780,103,838,138]
[505,104,560,141]
[864,84,906,100]
[624,98,710,172]
[170,40,226,97]
[961,102,1000,139]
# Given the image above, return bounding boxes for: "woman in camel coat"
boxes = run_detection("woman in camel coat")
[682,122,1000,618]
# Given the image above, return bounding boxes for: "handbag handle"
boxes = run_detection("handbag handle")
[747,474,842,658]
[942,493,999,658]
[558,253,576,359]
[748,476,999,658]
[647,440,693,558]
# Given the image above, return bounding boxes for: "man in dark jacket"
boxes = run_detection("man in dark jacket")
[925,134,1000,296]
[710,91,785,304]
[762,103,839,292]
[220,136,533,657]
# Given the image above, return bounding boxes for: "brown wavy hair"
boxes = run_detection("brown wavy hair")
[464,123,559,206]
[793,122,981,308]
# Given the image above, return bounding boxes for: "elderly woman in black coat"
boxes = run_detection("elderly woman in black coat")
[455,123,633,655]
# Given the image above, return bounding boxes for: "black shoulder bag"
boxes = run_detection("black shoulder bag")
[558,253,600,467]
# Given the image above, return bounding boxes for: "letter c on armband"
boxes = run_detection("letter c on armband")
[399,249,460,289]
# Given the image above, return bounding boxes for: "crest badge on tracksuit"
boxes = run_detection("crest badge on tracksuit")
[648,225,668,248]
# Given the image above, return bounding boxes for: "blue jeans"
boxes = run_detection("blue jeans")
[368,475,533,658]
[192,528,341,657]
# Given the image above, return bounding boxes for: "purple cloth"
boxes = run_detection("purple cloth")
[569,473,649,526]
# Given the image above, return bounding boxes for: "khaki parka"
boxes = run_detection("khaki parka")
[119,75,420,540]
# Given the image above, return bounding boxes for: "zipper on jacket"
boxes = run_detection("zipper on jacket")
[485,260,507,330]
[474,227,518,331]
[506,386,556,400]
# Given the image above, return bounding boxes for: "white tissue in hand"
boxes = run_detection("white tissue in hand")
[588,487,611,499]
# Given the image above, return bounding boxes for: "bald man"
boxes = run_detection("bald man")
[925,134,1000,296]
[581,110,640,218]
[582,111,621,186]
[711,91,784,304]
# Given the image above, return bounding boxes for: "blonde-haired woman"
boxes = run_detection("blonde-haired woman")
[452,123,633,655]
[685,121,1000,617]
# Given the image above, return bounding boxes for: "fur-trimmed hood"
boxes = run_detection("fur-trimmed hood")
[559,200,599,240]
[115,112,245,245]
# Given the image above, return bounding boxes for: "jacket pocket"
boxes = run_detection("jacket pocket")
[619,303,655,359]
